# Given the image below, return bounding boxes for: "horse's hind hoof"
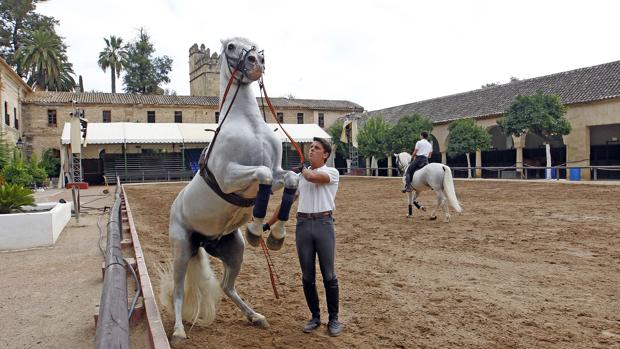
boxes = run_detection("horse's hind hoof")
[406,215,412,218]
[266,234,284,250]
[245,228,261,247]
[429,216,437,221]
[249,313,270,328]
[420,206,427,211]
[170,332,188,348]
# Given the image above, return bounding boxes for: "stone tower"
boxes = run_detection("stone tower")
[189,43,220,96]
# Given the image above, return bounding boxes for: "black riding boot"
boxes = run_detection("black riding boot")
[302,280,321,333]
[324,278,343,336]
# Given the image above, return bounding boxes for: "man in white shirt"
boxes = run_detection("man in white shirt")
[402,131,433,192]
[264,137,343,336]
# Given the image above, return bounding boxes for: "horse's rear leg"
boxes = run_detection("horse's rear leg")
[170,229,193,346]
[430,190,449,222]
[214,229,269,328]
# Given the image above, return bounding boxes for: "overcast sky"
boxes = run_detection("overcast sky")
[38,0,620,111]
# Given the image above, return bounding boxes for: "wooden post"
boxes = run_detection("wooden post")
[475,149,482,178]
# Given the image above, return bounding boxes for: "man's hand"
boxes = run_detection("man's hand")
[292,162,310,173]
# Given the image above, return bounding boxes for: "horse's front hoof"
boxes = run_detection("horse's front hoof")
[443,217,451,223]
[429,216,437,221]
[266,234,284,250]
[406,215,412,218]
[420,206,427,211]
[170,330,188,348]
[245,227,261,247]
[249,313,270,328]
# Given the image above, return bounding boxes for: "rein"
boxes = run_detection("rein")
[258,78,306,164]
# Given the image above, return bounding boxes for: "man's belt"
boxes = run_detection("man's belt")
[297,211,332,219]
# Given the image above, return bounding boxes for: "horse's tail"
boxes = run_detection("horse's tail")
[442,165,463,213]
[158,247,222,326]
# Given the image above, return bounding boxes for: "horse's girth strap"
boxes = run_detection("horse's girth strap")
[199,166,256,208]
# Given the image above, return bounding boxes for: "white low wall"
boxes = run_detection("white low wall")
[0,202,72,251]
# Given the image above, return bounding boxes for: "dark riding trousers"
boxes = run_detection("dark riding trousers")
[296,211,339,320]
[405,155,429,184]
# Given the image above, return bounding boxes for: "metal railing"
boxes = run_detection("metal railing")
[335,165,620,180]
[106,169,195,184]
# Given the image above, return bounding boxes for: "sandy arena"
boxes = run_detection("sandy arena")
[124,178,620,349]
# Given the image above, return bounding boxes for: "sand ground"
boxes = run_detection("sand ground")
[122,178,620,349]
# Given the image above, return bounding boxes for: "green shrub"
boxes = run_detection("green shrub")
[0,184,35,214]
[2,159,33,187]
[27,155,48,186]
[41,149,61,178]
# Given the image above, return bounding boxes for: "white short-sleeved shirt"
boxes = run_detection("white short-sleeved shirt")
[297,165,339,213]
[415,139,433,157]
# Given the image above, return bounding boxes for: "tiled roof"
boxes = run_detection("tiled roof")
[22,91,364,111]
[22,91,219,106]
[357,60,620,124]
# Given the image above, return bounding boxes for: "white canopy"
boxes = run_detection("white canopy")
[61,122,331,145]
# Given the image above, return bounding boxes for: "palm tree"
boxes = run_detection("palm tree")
[17,28,75,91]
[98,36,127,93]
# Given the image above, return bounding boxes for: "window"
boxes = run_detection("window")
[297,112,304,124]
[215,111,220,123]
[102,110,111,123]
[147,111,155,123]
[13,107,18,130]
[276,112,284,123]
[318,113,325,128]
[4,102,8,126]
[47,109,57,127]
[174,111,182,123]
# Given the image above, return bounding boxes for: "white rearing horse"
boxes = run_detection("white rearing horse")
[395,152,463,221]
[159,37,299,347]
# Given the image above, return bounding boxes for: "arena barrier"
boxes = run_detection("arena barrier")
[335,165,620,180]
[95,179,170,349]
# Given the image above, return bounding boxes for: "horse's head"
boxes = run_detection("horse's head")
[221,37,265,84]
[395,152,411,174]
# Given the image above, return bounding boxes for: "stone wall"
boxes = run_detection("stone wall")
[430,97,620,179]
[21,103,220,157]
[189,44,220,97]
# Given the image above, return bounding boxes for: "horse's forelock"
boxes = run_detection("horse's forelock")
[220,37,260,53]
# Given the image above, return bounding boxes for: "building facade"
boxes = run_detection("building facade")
[356,60,620,180]
[20,92,362,159]
[0,58,32,148]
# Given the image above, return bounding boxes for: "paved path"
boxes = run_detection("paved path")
[0,186,113,349]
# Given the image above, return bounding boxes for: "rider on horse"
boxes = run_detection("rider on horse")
[402,131,433,193]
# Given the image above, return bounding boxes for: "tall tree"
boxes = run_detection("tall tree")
[326,120,349,159]
[123,28,172,94]
[497,90,570,178]
[358,117,391,160]
[446,118,491,178]
[358,117,392,175]
[16,28,75,91]
[0,0,57,75]
[386,114,434,154]
[98,35,127,93]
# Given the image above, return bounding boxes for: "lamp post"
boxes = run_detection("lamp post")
[15,136,24,159]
